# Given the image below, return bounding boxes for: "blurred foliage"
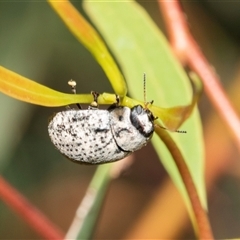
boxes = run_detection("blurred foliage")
[0,1,240,239]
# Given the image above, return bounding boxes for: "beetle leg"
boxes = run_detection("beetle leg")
[89,91,100,109]
[108,94,120,110]
[68,79,82,109]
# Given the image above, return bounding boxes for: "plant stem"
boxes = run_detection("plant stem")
[0,176,64,240]
[159,0,240,153]
[154,127,214,239]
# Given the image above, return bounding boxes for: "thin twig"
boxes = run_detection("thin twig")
[0,176,64,240]
[159,0,240,152]
[154,126,214,239]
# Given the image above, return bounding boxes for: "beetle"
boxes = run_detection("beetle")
[48,80,155,164]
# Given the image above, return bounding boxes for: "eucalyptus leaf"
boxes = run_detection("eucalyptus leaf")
[84,1,206,210]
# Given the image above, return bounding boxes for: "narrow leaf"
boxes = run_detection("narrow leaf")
[65,165,112,240]
[0,66,94,106]
[84,1,206,211]
[48,0,127,97]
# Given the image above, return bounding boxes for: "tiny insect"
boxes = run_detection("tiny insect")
[48,76,155,164]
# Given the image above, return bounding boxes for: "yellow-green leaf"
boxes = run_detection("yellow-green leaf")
[48,0,127,97]
[0,66,93,106]
[84,1,206,212]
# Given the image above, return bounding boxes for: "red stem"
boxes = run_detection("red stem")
[0,176,64,240]
[155,127,214,239]
[159,1,240,152]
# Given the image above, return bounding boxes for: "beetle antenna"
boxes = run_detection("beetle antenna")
[176,130,187,133]
[155,124,187,134]
[143,73,154,109]
[143,72,147,105]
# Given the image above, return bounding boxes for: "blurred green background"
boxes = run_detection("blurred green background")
[1,1,240,239]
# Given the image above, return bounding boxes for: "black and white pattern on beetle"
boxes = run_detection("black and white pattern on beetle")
[48,104,155,164]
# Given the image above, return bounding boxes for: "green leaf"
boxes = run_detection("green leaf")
[48,0,127,97]
[66,165,112,240]
[0,66,87,106]
[84,1,206,211]
[0,66,117,107]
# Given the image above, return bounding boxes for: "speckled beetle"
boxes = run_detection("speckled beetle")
[48,80,155,164]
